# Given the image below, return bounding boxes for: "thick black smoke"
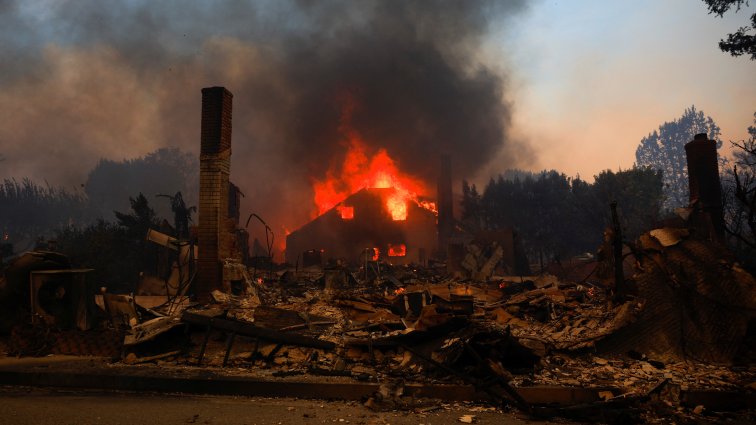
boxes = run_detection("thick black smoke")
[0,0,532,251]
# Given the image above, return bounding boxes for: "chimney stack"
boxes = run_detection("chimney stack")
[197,87,233,302]
[684,133,725,241]
[437,154,453,258]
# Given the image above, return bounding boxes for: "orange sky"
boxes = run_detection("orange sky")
[475,0,755,183]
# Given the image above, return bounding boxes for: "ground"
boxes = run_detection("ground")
[0,386,567,425]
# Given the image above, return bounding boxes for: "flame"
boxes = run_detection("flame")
[388,243,406,257]
[277,227,291,255]
[337,205,354,219]
[418,200,437,214]
[395,287,406,295]
[312,96,435,220]
[386,193,407,221]
[371,247,380,261]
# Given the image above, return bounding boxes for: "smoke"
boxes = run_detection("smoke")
[0,0,532,250]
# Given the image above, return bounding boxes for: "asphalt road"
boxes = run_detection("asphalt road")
[0,387,562,425]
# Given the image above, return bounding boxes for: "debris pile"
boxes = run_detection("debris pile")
[1,227,754,423]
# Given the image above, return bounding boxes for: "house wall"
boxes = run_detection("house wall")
[286,188,437,266]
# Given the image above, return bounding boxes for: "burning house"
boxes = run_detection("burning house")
[285,187,437,265]
[285,148,525,273]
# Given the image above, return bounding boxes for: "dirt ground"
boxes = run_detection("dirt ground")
[0,386,573,425]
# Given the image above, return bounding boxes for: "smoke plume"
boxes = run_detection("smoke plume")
[0,0,532,251]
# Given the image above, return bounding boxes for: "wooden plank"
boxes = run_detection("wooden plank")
[182,312,335,350]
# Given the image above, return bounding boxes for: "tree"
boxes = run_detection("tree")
[703,0,756,59]
[461,168,664,263]
[85,147,198,221]
[591,168,664,240]
[460,180,483,230]
[722,112,756,269]
[57,193,162,293]
[635,106,722,211]
[113,193,160,237]
[156,192,196,239]
[56,221,133,292]
[0,178,88,244]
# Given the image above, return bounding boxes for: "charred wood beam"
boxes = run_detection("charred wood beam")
[399,343,531,414]
[277,321,337,332]
[222,332,237,367]
[610,201,626,302]
[462,343,532,414]
[344,318,468,348]
[182,312,336,350]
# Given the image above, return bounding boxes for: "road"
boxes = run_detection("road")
[0,386,562,425]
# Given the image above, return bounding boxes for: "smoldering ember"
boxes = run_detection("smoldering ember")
[1,2,755,425]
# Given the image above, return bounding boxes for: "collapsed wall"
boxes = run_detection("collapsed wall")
[596,134,754,363]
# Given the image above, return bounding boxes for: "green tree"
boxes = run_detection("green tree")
[703,0,756,59]
[635,106,722,211]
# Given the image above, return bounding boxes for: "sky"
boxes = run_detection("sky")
[0,0,754,232]
[479,0,755,182]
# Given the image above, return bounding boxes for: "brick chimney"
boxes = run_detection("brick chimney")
[437,154,453,258]
[685,133,725,242]
[196,87,233,301]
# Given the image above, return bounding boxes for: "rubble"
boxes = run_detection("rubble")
[1,225,754,423]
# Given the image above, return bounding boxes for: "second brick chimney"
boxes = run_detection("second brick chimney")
[685,133,725,242]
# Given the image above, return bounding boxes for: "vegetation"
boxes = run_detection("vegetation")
[0,178,89,245]
[722,113,756,268]
[85,147,198,220]
[0,147,196,245]
[635,106,722,211]
[703,0,756,59]
[460,167,664,262]
[0,148,196,292]
[55,193,164,293]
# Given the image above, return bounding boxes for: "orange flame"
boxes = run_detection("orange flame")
[388,243,406,257]
[337,205,354,219]
[312,96,435,220]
